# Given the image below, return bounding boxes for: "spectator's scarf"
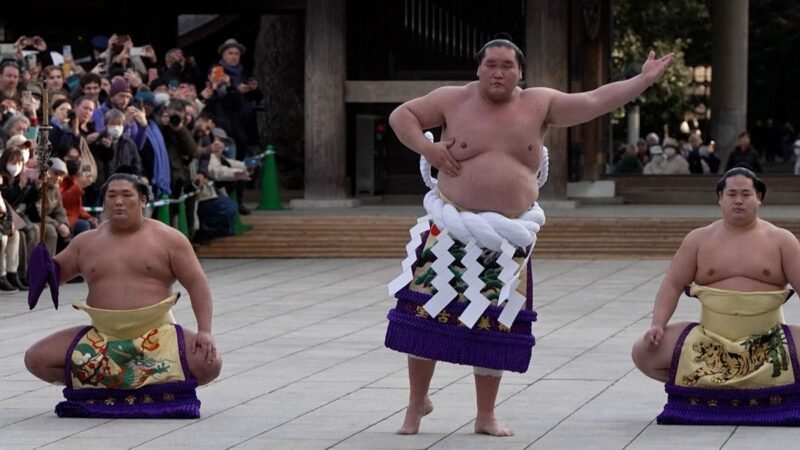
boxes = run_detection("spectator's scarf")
[144,121,172,197]
[219,60,244,87]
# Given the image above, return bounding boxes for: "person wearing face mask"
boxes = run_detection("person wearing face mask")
[0,148,33,290]
[158,99,201,233]
[90,78,147,150]
[86,109,142,207]
[659,137,690,175]
[5,134,34,164]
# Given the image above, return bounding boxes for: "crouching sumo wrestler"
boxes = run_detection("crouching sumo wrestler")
[632,168,800,425]
[24,173,221,418]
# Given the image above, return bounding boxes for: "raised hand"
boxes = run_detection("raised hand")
[641,51,674,85]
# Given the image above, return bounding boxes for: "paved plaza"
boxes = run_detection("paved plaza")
[3,257,800,449]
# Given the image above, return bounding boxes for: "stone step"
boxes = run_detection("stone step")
[196,215,800,259]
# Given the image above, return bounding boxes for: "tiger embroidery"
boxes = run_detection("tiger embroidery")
[681,325,789,386]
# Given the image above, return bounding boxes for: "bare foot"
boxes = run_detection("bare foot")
[474,412,514,437]
[396,396,434,435]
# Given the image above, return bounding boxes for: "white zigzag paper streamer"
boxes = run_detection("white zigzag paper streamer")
[496,247,533,327]
[458,239,491,328]
[495,239,520,306]
[388,216,431,295]
[497,277,526,328]
[423,229,458,318]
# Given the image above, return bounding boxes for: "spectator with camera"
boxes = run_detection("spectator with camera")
[201,38,262,164]
[206,127,252,214]
[91,78,147,148]
[103,34,156,80]
[159,99,201,232]
[86,109,142,206]
[22,157,70,257]
[161,48,205,92]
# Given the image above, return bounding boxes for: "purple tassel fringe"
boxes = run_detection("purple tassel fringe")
[385,288,536,373]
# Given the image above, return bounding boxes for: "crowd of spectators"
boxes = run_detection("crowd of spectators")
[0,33,263,292]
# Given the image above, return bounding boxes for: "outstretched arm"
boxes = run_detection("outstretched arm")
[646,228,700,346]
[545,51,673,128]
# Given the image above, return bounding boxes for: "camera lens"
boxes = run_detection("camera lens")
[169,114,181,126]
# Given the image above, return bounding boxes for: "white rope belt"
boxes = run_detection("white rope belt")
[389,134,550,329]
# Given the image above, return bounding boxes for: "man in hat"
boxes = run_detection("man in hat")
[202,39,262,215]
[385,37,672,436]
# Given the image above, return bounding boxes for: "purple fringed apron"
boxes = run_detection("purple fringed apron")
[55,295,201,418]
[658,284,800,425]
[385,226,536,373]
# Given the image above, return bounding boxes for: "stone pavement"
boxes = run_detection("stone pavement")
[2,257,800,449]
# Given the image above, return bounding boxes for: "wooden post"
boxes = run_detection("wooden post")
[710,0,749,169]
[302,0,351,203]
[526,0,570,199]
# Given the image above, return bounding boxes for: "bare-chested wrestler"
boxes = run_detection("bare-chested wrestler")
[632,168,800,425]
[24,173,221,418]
[384,37,672,436]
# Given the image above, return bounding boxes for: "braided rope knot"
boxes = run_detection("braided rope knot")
[423,190,545,251]
[418,137,549,251]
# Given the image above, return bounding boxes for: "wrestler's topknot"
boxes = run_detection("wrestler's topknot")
[716,167,766,200]
[100,172,151,203]
[475,33,526,68]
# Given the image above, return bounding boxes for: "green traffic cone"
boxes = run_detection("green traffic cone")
[156,194,170,225]
[257,145,283,210]
[230,191,253,235]
[177,199,189,238]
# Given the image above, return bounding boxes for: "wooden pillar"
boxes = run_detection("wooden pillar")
[526,0,569,199]
[710,0,748,169]
[301,0,351,202]
[572,0,610,181]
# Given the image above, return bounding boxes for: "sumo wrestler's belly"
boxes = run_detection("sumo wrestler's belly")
[437,152,538,216]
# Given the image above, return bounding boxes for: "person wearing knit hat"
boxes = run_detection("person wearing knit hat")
[90,76,147,143]
[109,78,131,98]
